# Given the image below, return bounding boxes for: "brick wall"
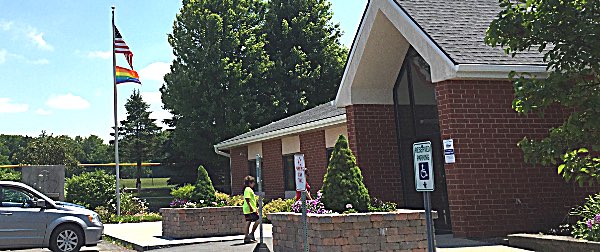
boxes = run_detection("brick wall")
[300,130,328,192]
[230,146,248,195]
[435,79,598,237]
[269,210,436,252]
[346,104,403,204]
[161,207,245,238]
[263,139,285,199]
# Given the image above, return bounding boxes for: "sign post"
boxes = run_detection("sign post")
[254,155,269,252]
[413,141,435,252]
[294,154,309,252]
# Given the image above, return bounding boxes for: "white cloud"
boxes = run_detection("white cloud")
[46,93,90,110]
[27,29,53,51]
[0,21,12,31]
[0,49,6,64]
[139,62,171,82]
[0,98,29,113]
[35,108,52,115]
[151,109,173,129]
[87,50,111,59]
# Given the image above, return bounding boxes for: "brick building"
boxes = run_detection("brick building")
[214,0,596,238]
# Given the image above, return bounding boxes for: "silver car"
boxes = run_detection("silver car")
[0,181,103,252]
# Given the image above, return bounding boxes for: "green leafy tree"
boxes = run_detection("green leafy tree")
[264,0,348,117]
[192,165,216,205]
[118,90,162,192]
[321,135,370,213]
[161,0,270,184]
[76,135,112,164]
[0,142,10,165]
[0,134,32,164]
[485,0,599,185]
[14,132,80,175]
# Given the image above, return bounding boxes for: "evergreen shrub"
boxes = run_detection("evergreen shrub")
[321,135,370,213]
[192,165,216,205]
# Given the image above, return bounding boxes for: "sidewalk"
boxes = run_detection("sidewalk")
[104,222,529,251]
[103,221,272,251]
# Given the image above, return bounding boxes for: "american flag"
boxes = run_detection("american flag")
[114,26,134,69]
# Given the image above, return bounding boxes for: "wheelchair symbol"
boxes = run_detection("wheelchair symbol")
[419,162,429,180]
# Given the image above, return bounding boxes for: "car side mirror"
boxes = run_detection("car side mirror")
[35,199,46,208]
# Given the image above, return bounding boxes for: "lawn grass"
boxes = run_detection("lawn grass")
[119,177,174,189]
[118,178,175,211]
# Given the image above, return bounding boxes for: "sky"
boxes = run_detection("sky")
[0,0,368,142]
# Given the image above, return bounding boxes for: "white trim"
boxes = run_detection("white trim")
[334,0,550,108]
[214,114,347,151]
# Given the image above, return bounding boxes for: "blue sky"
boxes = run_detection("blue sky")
[0,0,367,142]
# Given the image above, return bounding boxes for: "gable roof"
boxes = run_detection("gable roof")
[395,0,546,65]
[214,102,346,150]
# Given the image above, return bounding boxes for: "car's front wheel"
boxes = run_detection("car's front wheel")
[49,224,84,252]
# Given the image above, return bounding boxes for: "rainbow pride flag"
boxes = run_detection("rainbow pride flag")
[115,66,141,84]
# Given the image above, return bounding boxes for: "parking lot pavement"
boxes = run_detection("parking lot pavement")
[1,240,135,252]
[151,238,274,252]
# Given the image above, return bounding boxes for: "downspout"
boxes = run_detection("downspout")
[214,146,230,158]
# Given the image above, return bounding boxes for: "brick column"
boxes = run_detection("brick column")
[435,79,599,237]
[345,104,403,204]
[230,146,248,195]
[300,130,327,192]
[263,139,284,199]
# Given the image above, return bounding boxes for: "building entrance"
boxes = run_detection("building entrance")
[393,47,452,233]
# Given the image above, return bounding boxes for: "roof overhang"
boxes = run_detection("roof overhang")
[214,114,347,152]
[335,0,549,108]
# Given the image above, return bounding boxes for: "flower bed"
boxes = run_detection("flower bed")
[161,206,244,239]
[268,209,437,252]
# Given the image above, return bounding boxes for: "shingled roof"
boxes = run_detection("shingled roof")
[395,0,546,65]
[215,102,346,149]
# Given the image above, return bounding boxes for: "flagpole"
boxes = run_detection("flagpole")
[112,5,121,216]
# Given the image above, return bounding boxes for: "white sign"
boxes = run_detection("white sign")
[443,139,455,164]
[294,154,306,191]
[413,141,434,192]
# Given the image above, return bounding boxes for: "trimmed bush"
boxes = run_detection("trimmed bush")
[0,169,20,182]
[263,198,295,222]
[321,135,370,213]
[66,170,115,209]
[170,184,196,201]
[192,165,216,205]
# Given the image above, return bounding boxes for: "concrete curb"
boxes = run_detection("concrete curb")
[103,233,247,251]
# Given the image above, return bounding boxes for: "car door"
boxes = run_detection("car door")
[0,186,48,249]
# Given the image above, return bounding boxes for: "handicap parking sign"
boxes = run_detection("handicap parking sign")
[413,141,434,192]
[419,162,429,180]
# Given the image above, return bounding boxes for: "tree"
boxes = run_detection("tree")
[14,132,80,175]
[118,90,162,192]
[485,0,599,185]
[76,135,112,164]
[161,0,347,184]
[321,135,370,213]
[264,0,348,117]
[0,134,32,164]
[161,0,270,181]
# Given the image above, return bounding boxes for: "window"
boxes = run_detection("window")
[247,160,258,178]
[326,148,334,166]
[283,155,295,191]
[1,187,34,207]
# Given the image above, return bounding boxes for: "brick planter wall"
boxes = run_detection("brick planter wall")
[269,210,437,252]
[161,207,245,239]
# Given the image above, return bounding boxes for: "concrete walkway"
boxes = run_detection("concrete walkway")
[103,221,272,251]
[104,222,529,251]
